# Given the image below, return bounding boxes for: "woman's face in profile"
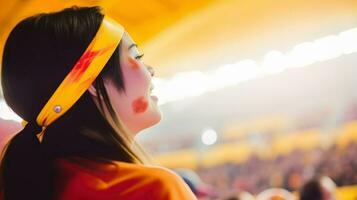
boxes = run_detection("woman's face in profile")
[104,32,161,134]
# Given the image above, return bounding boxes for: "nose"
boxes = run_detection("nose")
[146,65,155,77]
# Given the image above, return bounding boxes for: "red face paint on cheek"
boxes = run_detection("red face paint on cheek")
[128,57,140,69]
[132,97,148,114]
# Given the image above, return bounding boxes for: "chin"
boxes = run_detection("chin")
[146,109,162,128]
[132,110,162,135]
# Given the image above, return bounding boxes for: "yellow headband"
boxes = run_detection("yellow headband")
[23,16,124,139]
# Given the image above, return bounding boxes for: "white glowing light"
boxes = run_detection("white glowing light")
[339,28,357,55]
[313,35,342,61]
[262,50,288,74]
[201,129,218,146]
[170,71,207,98]
[207,59,259,91]
[153,27,357,105]
[288,42,317,68]
[0,100,22,122]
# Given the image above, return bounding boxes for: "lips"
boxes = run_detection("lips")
[149,83,159,102]
[150,95,158,101]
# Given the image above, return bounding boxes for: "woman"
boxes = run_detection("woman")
[0,6,196,200]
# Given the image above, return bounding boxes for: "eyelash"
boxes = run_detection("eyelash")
[135,54,144,60]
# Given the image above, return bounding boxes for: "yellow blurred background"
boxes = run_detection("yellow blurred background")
[1,0,357,199]
[1,0,357,77]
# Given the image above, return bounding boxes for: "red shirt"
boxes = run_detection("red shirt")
[53,158,197,200]
[0,158,197,200]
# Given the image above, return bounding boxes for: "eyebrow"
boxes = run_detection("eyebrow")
[128,43,138,50]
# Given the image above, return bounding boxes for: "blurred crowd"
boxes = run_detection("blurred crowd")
[194,142,357,198]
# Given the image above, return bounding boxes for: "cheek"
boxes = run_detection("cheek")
[131,96,149,114]
[122,59,150,96]
[128,57,140,70]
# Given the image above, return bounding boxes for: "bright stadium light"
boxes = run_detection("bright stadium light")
[169,71,207,99]
[201,128,218,146]
[153,27,357,105]
[262,50,288,74]
[339,28,357,55]
[313,35,342,61]
[287,42,317,68]
[208,59,259,91]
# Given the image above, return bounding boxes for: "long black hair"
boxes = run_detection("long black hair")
[0,6,145,200]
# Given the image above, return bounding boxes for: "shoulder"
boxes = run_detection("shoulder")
[54,158,197,200]
[135,164,196,198]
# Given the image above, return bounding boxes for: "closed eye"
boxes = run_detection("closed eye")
[135,54,144,60]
